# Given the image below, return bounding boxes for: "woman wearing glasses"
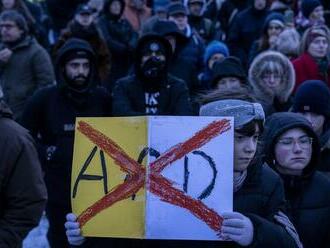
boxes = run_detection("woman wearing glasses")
[262,112,330,248]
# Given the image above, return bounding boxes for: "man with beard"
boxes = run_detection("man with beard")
[53,4,111,85]
[112,34,193,116]
[0,10,54,121]
[21,38,111,248]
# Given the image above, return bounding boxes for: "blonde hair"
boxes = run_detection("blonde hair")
[274,28,300,58]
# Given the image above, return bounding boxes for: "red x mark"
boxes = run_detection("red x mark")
[76,118,231,233]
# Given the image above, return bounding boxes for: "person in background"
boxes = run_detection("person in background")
[297,0,324,33]
[21,38,111,248]
[262,112,330,248]
[0,10,54,121]
[291,80,330,175]
[0,98,47,247]
[208,56,247,91]
[198,40,229,90]
[249,12,285,64]
[249,51,295,116]
[227,0,269,67]
[122,0,151,32]
[184,0,216,43]
[53,4,111,86]
[274,27,301,60]
[97,0,138,91]
[112,33,193,116]
[292,25,330,90]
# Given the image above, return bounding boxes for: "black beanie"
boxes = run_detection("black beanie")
[211,57,246,87]
[301,0,322,18]
[292,80,330,118]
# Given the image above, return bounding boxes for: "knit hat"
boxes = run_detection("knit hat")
[301,0,322,19]
[292,80,330,118]
[211,57,246,86]
[263,12,285,34]
[200,99,265,128]
[203,41,230,66]
[305,26,329,48]
[75,4,94,15]
[167,2,187,16]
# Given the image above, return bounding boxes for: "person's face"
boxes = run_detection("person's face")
[109,0,122,15]
[267,22,283,37]
[188,2,203,16]
[274,128,312,175]
[208,53,225,69]
[308,36,328,58]
[0,20,23,42]
[75,12,94,27]
[234,124,260,172]
[301,112,325,134]
[254,0,266,10]
[310,6,324,21]
[169,14,188,31]
[65,58,90,86]
[216,77,241,91]
[261,71,282,90]
[1,0,15,9]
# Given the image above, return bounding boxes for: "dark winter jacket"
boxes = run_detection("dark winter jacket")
[97,0,138,90]
[262,112,330,248]
[0,36,54,120]
[21,39,111,247]
[0,100,47,248]
[227,6,269,67]
[112,74,193,116]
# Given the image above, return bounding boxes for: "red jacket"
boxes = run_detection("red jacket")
[292,52,330,91]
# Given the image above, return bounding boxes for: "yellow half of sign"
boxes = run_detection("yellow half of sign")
[71,117,147,238]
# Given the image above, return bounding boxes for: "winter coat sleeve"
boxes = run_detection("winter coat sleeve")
[0,121,47,247]
[246,177,300,248]
[32,45,55,88]
[227,15,247,65]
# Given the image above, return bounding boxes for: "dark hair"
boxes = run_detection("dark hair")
[0,10,28,33]
[236,120,264,137]
[197,85,256,105]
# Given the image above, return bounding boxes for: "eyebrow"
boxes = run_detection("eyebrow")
[280,134,309,139]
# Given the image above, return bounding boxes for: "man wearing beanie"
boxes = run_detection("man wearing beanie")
[0,10,54,121]
[112,34,193,116]
[21,38,112,248]
[292,25,330,90]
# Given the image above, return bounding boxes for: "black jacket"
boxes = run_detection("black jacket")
[112,74,193,116]
[227,6,268,67]
[262,112,330,248]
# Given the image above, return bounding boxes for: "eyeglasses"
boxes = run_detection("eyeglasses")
[277,136,313,149]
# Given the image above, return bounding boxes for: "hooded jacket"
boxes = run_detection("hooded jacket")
[0,100,47,248]
[262,112,330,248]
[112,34,193,116]
[21,38,111,247]
[248,51,295,116]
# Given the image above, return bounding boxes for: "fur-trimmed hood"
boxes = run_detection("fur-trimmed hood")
[248,50,295,104]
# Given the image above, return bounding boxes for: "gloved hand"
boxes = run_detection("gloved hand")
[65,213,86,246]
[220,212,254,246]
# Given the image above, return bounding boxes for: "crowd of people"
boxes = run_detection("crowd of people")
[0,0,330,247]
